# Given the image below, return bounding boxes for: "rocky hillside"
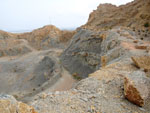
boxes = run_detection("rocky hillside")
[1,0,150,113]
[31,26,150,112]
[61,26,150,78]
[17,25,75,50]
[81,0,150,31]
[0,25,76,109]
[0,25,75,57]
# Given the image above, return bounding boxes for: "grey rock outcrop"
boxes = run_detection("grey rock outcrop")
[60,28,126,78]
[61,29,102,78]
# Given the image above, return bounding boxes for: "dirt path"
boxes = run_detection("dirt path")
[44,67,76,92]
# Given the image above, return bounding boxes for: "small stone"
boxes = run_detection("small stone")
[55,91,60,95]
[139,107,146,111]
[135,45,147,50]
[41,93,47,99]
[131,56,150,71]
[101,56,107,67]
[80,97,88,102]
[99,34,106,40]
[133,40,138,43]
[124,71,150,107]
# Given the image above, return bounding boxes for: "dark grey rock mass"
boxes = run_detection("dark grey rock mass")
[61,29,126,78]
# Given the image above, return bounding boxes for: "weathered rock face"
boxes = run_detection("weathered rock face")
[81,0,150,31]
[60,28,134,78]
[61,29,103,78]
[0,94,37,113]
[124,71,150,107]
[61,24,150,78]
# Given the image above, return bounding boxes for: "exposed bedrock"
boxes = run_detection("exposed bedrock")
[60,28,126,78]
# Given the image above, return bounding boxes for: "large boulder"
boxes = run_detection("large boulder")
[61,29,102,78]
[124,71,150,107]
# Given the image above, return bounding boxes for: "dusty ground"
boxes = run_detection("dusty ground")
[0,35,76,103]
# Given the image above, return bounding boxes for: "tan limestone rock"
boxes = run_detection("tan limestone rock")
[124,71,150,107]
[0,94,37,113]
[131,56,150,71]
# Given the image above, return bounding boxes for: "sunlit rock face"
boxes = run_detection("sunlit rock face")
[81,0,150,31]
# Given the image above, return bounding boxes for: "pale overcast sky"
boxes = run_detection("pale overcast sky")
[0,0,133,32]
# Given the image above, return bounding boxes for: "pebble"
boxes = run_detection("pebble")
[55,91,60,95]
[80,97,88,102]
